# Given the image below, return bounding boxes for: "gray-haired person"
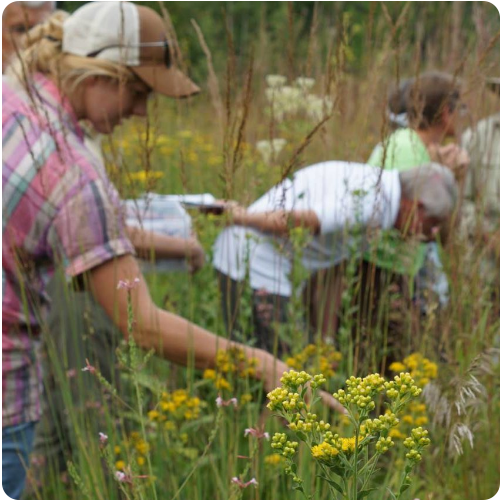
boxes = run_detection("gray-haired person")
[212,161,457,353]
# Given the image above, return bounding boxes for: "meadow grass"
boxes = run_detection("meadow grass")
[24,2,499,499]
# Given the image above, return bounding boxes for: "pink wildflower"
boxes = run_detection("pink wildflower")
[115,471,127,482]
[231,477,258,488]
[216,396,238,408]
[66,369,77,378]
[117,278,140,290]
[244,428,270,440]
[98,432,108,444]
[114,470,149,484]
[81,359,96,374]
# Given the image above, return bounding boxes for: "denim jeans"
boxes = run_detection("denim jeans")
[2,421,37,499]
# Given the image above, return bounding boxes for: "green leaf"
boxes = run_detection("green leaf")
[398,482,411,497]
[386,487,397,500]
[317,475,344,495]
[358,488,378,499]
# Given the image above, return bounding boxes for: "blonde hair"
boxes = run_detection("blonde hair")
[7,10,136,91]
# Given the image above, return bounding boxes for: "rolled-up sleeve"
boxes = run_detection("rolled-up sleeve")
[47,177,134,277]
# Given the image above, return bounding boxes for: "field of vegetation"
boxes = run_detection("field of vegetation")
[29,2,499,499]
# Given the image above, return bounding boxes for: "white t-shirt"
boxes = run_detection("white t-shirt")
[213,161,401,297]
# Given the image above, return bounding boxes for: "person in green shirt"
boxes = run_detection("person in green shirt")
[367,71,469,309]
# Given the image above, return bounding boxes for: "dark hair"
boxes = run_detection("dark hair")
[388,78,414,115]
[403,71,461,129]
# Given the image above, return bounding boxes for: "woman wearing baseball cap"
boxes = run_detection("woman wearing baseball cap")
[2,2,303,497]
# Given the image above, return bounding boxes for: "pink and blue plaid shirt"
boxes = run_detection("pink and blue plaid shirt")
[2,73,134,427]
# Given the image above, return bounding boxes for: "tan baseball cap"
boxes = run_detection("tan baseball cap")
[62,1,200,98]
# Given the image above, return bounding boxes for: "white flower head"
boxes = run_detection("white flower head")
[256,139,287,164]
[295,76,315,91]
[266,74,287,88]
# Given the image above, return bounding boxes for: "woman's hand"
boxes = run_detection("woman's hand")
[185,237,205,274]
[256,350,346,413]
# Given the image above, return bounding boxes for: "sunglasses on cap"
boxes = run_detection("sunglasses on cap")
[86,40,172,68]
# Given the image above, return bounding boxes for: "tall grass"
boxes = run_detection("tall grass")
[22,2,499,499]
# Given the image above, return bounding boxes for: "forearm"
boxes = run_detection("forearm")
[126,226,196,260]
[135,305,277,377]
[89,255,283,389]
[233,210,320,235]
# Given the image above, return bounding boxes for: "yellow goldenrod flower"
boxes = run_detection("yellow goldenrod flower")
[389,362,406,373]
[114,445,121,455]
[135,441,150,455]
[311,441,339,460]
[215,376,232,391]
[137,456,145,466]
[203,369,216,379]
[402,415,414,425]
[264,453,284,465]
[147,410,160,421]
[160,401,177,413]
[115,460,126,470]
[339,437,357,453]
[415,416,428,426]
[129,170,164,182]
[240,393,253,404]
[186,397,201,408]
[173,390,188,405]
[389,428,407,440]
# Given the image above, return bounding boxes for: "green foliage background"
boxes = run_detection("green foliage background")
[57,2,499,82]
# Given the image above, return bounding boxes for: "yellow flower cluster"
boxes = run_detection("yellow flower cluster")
[203,348,259,394]
[267,387,305,412]
[389,353,438,387]
[384,373,422,400]
[288,412,331,433]
[375,436,395,453]
[107,126,223,174]
[147,389,203,426]
[114,432,150,470]
[264,453,284,465]
[128,170,164,183]
[285,343,342,378]
[310,432,362,464]
[333,373,386,411]
[403,427,431,463]
[362,411,400,435]
[311,441,339,460]
[271,433,298,458]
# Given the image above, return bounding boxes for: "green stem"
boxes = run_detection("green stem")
[352,426,360,499]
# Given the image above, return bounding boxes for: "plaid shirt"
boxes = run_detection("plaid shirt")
[2,73,134,427]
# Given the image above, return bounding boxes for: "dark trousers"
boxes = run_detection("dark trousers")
[216,271,291,356]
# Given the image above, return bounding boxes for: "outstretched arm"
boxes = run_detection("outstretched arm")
[223,202,321,236]
[87,254,285,392]
[87,254,345,412]
[126,227,205,273]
